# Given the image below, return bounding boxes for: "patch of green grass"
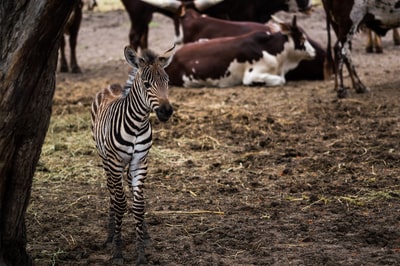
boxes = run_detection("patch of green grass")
[35,110,102,185]
[94,0,124,12]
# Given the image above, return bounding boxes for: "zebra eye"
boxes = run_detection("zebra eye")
[143,81,151,89]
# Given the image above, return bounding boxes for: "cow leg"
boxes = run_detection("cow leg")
[69,3,82,73]
[140,29,149,51]
[365,29,374,53]
[59,36,69,72]
[343,58,368,94]
[393,28,400,45]
[333,42,348,98]
[373,33,383,53]
[243,69,285,87]
[69,29,82,73]
[172,17,182,45]
[128,157,150,265]
[337,25,368,98]
[129,26,148,51]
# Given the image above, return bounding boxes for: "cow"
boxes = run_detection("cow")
[365,28,400,53]
[322,0,400,98]
[124,0,313,50]
[165,16,316,88]
[176,6,326,81]
[60,0,97,73]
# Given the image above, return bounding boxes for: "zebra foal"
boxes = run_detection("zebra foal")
[91,45,175,264]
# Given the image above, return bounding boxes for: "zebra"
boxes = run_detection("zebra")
[91,45,175,264]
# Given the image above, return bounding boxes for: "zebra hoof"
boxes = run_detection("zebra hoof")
[136,254,147,265]
[111,256,124,266]
[102,236,113,249]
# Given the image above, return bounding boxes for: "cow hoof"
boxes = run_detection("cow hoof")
[71,67,82,74]
[60,65,69,72]
[355,84,369,94]
[365,46,373,53]
[337,87,348,98]
[375,47,383,53]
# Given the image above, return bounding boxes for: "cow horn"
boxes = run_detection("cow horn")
[193,0,224,11]
[140,0,181,12]
[270,15,285,24]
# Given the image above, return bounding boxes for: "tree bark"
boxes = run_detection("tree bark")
[0,1,76,265]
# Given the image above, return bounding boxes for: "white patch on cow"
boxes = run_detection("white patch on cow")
[182,59,245,88]
[242,52,285,86]
[281,38,315,74]
[174,25,183,45]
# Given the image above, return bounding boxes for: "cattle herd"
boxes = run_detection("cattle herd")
[61,0,400,98]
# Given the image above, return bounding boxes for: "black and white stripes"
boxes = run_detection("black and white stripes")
[91,45,175,264]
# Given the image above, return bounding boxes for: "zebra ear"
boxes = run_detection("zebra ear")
[158,44,176,68]
[124,45,140,69]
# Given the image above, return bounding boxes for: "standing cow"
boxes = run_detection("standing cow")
[60,0,97,73]
[166,16,316,87]
[322,0,400,98]
[124,0,313,50]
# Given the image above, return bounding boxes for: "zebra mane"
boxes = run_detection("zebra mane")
[140,49,158,65]
[123,68,137,94]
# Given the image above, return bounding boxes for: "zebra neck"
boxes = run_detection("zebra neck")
[125,75,151,122]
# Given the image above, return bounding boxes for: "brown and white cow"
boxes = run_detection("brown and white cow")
[177,7,326,81]
[166,16,316,87]
[322,0,400,98]
[124,0,313,50]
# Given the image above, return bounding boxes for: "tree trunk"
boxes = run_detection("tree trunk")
[0,1,76,265]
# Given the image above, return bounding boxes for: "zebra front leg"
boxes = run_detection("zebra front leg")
[104,203,115,248]
[129,158,149,265]
[105,167,127,263]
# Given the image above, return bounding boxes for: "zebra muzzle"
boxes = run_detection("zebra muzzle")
[155,102,173,122]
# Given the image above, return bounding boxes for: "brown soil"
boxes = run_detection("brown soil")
[27,5,400,266]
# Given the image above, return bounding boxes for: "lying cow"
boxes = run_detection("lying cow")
[178,7,326,80]
[166,16,316,87]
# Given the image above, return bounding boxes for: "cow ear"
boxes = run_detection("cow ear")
[273,15,291,34]
[279,22,291,34]
[124,45,140,69]
[158,44,176,68]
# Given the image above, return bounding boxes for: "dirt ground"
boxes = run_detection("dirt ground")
[27,4,400,266]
